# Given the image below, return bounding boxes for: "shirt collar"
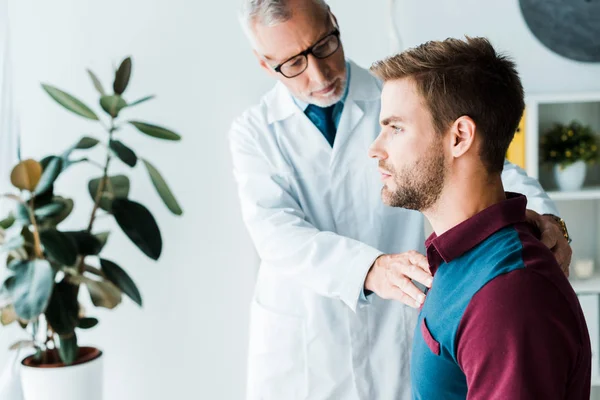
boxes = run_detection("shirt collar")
[292,61,351,111]
[425,192,528,273]
[266,59,380,124]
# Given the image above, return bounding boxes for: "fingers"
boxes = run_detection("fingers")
[552,239,572,277]
[372,251,432,307]
[534,214,572,277]
[540,224,560,249]
[391,260,433,288]
[389,250,432,280]
[387,285,423,308]
[525,209,541,227]
[387,271,426,306]
[405,250,431,274]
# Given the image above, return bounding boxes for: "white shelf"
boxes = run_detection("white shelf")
[548,186,600,201]
[570,275,600,293]
[526,92,600,105]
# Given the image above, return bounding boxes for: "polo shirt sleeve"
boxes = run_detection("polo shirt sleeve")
[455,269,583,400]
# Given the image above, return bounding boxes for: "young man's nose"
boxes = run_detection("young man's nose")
[369,134,388,160]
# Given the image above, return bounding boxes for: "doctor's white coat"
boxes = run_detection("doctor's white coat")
[229,60,558,400]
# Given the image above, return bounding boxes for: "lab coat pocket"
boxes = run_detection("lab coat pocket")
[247,300,307,400]
[420,318,440,356]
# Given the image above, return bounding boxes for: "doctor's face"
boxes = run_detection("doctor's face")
[251,4,347,107]
[368,78,449,212]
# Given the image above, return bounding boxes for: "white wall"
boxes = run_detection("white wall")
[1,1,264,399]
[1,1,599,399]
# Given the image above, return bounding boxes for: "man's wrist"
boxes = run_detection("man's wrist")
[543,214,572,244]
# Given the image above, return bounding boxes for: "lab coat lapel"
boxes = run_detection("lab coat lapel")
[267,81,334,154]
[331,61,381,167]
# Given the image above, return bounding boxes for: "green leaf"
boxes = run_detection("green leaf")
[64,231,103,256]
[60,138,99,171]
[19,227,35,259]
[11,159,42,191]
[45,279,79,335]
[41,84,99,120]
[35,200,67,220]
[0,214,16,229]
[46,197,74,226]
[70,275,121,309]
[78,317,98,329]
[129,121,181,141]
[14,204,31,225]
[95,231,110,249]
[39,229,78,266]
[112,199,162,260]
[142,159,183,215]
[89,175,130,199]
[110,140,137,167]
[0,234,24,253]
[100,258,142,306]
[87,69,105,96]
[75,136,100,150]
[34,156,63,196]
[4,259,54,321]
[113,57,132,95]
[128,95,155,108]
[39,156,54,171]
[100,95,127,118]
[88,175,130,212]
[58,334,78,365]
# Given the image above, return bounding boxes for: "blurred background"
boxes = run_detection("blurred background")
[0,0,599,399]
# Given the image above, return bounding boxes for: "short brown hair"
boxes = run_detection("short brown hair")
[371,36,524,174]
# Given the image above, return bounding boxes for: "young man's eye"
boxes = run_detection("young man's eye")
[391,126,403,134]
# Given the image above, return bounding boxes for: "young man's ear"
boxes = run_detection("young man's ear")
[450,116,477,159]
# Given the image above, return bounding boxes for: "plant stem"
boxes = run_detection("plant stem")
[27,197,43,259]
[84,264,106,278]
[87,119,115,233]
[86,159,105,170]
[78,118,114,276]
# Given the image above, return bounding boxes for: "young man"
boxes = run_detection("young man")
[369,37,591,399]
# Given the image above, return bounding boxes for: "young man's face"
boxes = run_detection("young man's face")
[369,78,449,212]
[251,2,347,107]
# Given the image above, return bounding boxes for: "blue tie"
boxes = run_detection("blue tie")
[305,104,337,147]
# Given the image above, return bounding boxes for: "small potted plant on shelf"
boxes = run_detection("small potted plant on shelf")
[0,56,183,400]
[540,120,599,191]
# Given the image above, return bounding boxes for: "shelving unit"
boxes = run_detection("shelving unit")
[548,186,600,201]
[523,92,600,392]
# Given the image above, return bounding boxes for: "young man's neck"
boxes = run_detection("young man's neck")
[423,173,506,237]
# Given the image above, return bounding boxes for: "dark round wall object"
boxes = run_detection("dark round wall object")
[519,0,600,62]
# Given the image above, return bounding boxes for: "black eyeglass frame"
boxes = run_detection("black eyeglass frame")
[272,28,341,78]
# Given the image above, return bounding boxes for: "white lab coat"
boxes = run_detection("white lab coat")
[229,60,558,400]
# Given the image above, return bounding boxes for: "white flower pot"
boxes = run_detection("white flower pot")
[554,160,586,191]
[20,347,103,400]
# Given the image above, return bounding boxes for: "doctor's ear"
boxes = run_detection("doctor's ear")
[329,10,340,30]
[449,116,476,159]
[253,50,278,78]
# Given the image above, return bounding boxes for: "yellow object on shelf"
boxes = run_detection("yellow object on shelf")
[506,110,526,169]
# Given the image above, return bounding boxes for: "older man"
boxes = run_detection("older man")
[229,1,572,399]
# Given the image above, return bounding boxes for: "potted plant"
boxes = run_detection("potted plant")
[540,120,599,191]
[0,56,182,400]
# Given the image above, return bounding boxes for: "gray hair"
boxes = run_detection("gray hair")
[239,0,329,48]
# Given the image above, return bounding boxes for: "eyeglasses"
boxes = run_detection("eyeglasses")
[273,29,341,79]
